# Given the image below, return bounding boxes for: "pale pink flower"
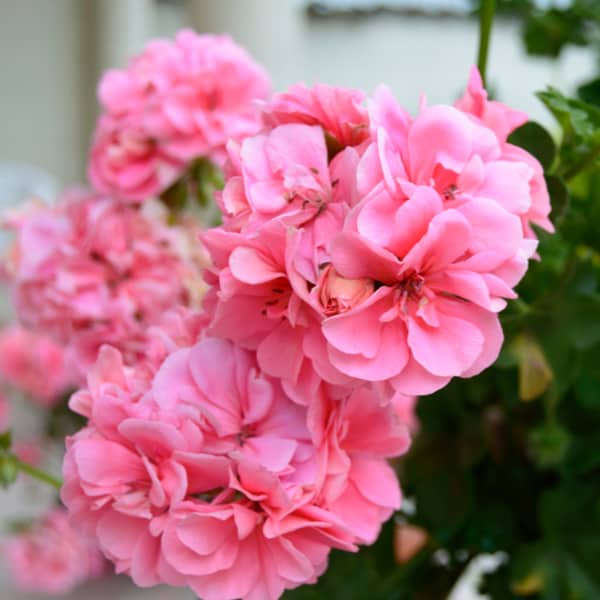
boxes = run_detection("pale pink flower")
[0,326,74,406]
[89,113,183,201]
[4,189,199,379]
[62,337,408,599]
[13,437,43,466]
[455,66,528,142]
[89,30,270,201]
[4,508,105,596]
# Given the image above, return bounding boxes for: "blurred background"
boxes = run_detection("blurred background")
[0,0,594,187]
[0,1,596,598]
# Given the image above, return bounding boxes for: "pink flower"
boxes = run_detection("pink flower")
[4,189,200,379]
[454,68,553,235]
[13,437,44,466]
[4,508,105,596]
[89,30,270,201]
[310,387,411,544]
[455,66,528,142]
[0,326,74,406]
[264,83,370,149]
[318,264,374,317]
[89,113,183,201]
[62,337,409,599]
[323,186,512,393]
[201,75,552,396]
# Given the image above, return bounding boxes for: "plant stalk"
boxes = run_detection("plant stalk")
[477,0,497,87]
[15,459,62,490]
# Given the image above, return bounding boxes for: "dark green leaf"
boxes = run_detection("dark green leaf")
[508,121,556,170]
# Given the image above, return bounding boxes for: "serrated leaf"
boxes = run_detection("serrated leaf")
[537,87,600,141]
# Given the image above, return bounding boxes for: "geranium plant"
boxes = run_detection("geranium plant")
[1,2,598,598]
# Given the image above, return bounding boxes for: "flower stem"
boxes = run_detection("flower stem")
[15,459,62,490]
[477,0,496,87]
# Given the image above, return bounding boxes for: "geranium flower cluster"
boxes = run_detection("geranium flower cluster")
[204,67,552,397]
[89,29,271,201]
[4,189,203,380]
[58,59,552,599]
[62,325,410,600]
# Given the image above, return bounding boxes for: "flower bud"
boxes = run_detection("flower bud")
[318,265,373,316]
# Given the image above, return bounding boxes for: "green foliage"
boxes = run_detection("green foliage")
[508,121,556,170]
[285,81,600,599]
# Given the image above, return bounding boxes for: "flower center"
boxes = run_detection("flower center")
[398,270,425,302]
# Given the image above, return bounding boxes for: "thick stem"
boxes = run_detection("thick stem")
[15,459,62,490]
[477,0,497,87]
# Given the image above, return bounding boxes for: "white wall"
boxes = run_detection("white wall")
[0,0,90,184]
[0,0,595,187]
[190,0,594,123]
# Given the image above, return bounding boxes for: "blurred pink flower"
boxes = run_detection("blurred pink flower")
[4,189,201,379]
[13,437,43,466]
[4,508,105,596]
[63,337,409,600]
[89,30,270,201]
[0,326,74,406]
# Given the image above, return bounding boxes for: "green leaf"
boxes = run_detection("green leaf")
[0,429,12,451]
[523,9,587,58]
[528,423,570,468]
[537,87,600,141]
[577,77,600,108]
[508,121,556,170]
[544,175,568,221]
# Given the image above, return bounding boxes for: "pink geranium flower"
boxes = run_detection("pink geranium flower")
[89,30,271,201]
[4,189,201,379]
[264,83,370,149]
[0,326,74,406]
[62,337,409,600]
[455,66,528,142]
[4,508,105,596]
[202,76,551,396]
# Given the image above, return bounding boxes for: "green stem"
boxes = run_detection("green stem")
[477,0,496,87]
[15,459,62,490]
[563,142,600,181]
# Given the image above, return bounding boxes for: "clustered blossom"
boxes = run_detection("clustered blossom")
[4,508,105,596]
[62,335,410,600]
[37,30,550,600]
[89,29,271,201]
[203,69,552,397]
[0,326,75,406]
[4,189,203,380]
